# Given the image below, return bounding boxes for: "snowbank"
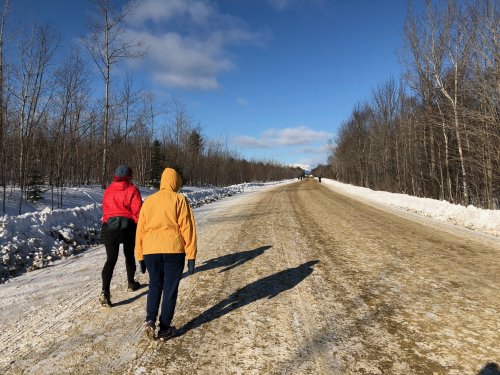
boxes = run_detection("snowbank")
[0,204,102,278]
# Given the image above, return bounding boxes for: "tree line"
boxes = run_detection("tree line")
[0,0,300,215]
[315,0,499,209]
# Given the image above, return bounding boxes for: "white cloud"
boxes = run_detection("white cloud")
[263,126,332,146]
[291,154,328,170]
[124,0,267,90]
[233,126,333,168]
[128,0,214,26]
[236,97,249,106]
[266,0,327,12]
[299,143,330,154]
[267,0,294,11]
[234,126,333,149]
[300,156,327,168]
[126,30,234,89]
[233,135,271,149]
[291,163,311,170]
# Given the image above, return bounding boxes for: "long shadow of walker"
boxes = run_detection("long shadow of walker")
[181,245,272,278]
[176,260,319,337]
[112,288,148,307]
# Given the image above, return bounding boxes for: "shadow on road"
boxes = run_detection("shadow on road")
[176,260,319,337]
[112,288,148,307]
[181,245,272,278]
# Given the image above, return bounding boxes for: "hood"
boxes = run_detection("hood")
[108,180,131,191]
[160,168,182,192]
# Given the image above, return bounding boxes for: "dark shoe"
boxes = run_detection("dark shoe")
[99,291,111,307]
[127,280,141,292]
[157,326,176,341]
[144,320,156,340]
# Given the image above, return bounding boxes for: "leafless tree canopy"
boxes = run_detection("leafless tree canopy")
[316,0,499,209]
[0,0,300,214]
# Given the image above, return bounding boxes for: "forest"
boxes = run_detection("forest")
[0,0,301,215]
[313,0,499,209]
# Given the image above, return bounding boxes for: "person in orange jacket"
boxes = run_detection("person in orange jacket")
[135,167,197,341]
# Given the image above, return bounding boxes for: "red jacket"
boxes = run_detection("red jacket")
[102,180,143,223]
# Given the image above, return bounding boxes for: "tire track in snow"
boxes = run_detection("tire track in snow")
[269,185,335,374]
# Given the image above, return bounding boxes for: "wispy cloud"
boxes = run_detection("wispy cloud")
[267,0,295,11]
[125,0,267,90]
[266,0,326,11]
[233,135,271,148]
[299,143,330,154]
[128,0,214,26]
[126,30,234,89]
[234,126,332,148]
[291,163,312,170]
[291,155,328,171]
[263,126,332,146]
[233,126,333,168]
[236,97,249,106]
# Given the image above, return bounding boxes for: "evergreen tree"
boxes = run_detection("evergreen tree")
[26,169,44,202]
[149,140,164,188]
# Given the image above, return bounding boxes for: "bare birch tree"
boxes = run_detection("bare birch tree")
[50,48,91,207]
[466,0,500,208]
[82,0,145,188]
[10,24,58,214]
[422,0,470,203]
[0,0,8,213]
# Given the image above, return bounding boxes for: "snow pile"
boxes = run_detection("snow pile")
[184,182,285,207]
[0,204,102,277]
[182,184,248,207]
[0,180,292,282]
[323,179,500,235]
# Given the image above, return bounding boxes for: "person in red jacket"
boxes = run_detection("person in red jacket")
[99,165,143,307]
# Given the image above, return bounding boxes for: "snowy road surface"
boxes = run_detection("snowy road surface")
[1,179,499,374]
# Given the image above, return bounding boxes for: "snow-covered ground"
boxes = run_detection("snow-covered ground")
[1,177,499,283]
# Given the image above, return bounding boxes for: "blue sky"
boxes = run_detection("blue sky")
[8,0,424,170]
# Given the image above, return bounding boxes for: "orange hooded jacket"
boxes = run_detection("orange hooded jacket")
[135,168,197,261]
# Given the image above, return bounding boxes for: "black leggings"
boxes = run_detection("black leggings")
[101,239,137,292]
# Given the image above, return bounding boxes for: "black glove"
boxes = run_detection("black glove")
[187,259,195,275]
[140,260,147,274]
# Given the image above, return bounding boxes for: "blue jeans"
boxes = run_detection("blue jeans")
[144,253,185,330]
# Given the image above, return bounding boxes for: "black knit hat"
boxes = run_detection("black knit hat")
[114,165,132,178]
